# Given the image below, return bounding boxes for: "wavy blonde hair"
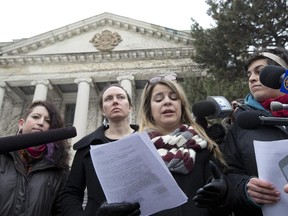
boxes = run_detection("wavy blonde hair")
[138,80,226,165]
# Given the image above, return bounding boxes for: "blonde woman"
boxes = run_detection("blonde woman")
[138,75,233,216]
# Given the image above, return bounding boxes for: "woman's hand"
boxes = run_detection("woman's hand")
[284,184,288,193]
[246,177,280,205]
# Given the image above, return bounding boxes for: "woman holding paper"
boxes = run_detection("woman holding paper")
[137,75,233,216]
[221,47,288,216]
[62,84,141,216]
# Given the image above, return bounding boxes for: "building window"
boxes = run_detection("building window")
[65,104,75,127]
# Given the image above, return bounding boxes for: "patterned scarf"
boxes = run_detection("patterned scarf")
[261,94,288,117]
[17,145,47,173]
[147,124,208,174]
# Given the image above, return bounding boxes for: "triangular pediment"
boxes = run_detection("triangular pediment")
[0,12,193,57]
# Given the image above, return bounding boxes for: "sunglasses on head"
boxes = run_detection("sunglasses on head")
[147,74,177,84]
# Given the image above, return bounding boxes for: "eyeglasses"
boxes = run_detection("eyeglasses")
[147,74,177,84]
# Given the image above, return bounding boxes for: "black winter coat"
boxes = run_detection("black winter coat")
[0,151,68,216]
[222,105,288,216]
[62,125,139,216]
[62,125,232,216]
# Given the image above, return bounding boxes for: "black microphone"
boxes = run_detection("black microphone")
[192,100,216,118]
[236,111,288,129]
[270,101,288,111]
[192,99,228,144]
[0,126,77,153]
[206,123,226,144]
[192,100,215,130]
[192,96,233,119]
[260,65,287,89]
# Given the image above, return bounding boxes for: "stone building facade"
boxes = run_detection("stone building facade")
[0,12,202,146]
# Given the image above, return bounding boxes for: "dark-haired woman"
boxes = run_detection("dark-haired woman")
[0,100,70,216]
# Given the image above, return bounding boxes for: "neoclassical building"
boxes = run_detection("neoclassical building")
[0,12,202,145]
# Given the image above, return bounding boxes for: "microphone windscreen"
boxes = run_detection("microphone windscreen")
[270,101,283,111]
[236,111,261,129]
[206,123,226,144]
[0,126,77,153]
[260,65,286,89]
[192,100,216,118]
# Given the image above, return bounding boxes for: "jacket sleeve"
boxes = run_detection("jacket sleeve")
[61,148,87,216]
[221,124,257,210]
[52,172,69,216]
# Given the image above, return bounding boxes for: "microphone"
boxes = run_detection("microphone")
[192,98,229,144]
[236,111,288,129]
[0,126,77,153]
[205,123,226,144]
[270,101,288,111]
[192,100,216,118]
[206,96,233,118]
[192,96,233,119]
[260,65,287,89]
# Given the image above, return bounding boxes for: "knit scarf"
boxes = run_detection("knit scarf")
[18,145,47,173]
[148,124,208,174]
[261,94,288,117]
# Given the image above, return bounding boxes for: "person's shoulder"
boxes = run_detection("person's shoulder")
[232,104,256,117]
[73,125,107,150]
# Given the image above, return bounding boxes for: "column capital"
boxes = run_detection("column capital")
[74,77,93,86]
[31,79,53,89]
[116,75,135,82]
[117,75,135,85]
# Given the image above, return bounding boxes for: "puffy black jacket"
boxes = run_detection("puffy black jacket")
[0,151,68,216]
[222,105,288,216]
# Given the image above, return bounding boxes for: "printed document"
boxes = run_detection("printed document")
[254,139,288,216]
[90,132,188,216]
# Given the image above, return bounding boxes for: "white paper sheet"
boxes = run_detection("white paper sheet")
[90,131,188,216]
[254,139,288,216]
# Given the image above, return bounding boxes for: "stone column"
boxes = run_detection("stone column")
[117,75,135,98]
[31,80,52,101]
[72,77,92,144]
[0,82,6,110]
[117,75,135,123]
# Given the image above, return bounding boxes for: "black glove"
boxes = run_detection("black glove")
[206,123,226,145]
[192,160,227,208]
[96,201,141,216]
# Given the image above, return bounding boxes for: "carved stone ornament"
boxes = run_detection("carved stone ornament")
[90,30,122,51]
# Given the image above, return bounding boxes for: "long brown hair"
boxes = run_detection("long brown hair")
[138,80,226,165]
[20,100,70,170]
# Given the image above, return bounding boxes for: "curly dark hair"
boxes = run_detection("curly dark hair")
[22,100,70,170]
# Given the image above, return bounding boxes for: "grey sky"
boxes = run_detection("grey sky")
[0,0,214,42]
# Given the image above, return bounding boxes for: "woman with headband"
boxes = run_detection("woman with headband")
[221,47,288,216]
